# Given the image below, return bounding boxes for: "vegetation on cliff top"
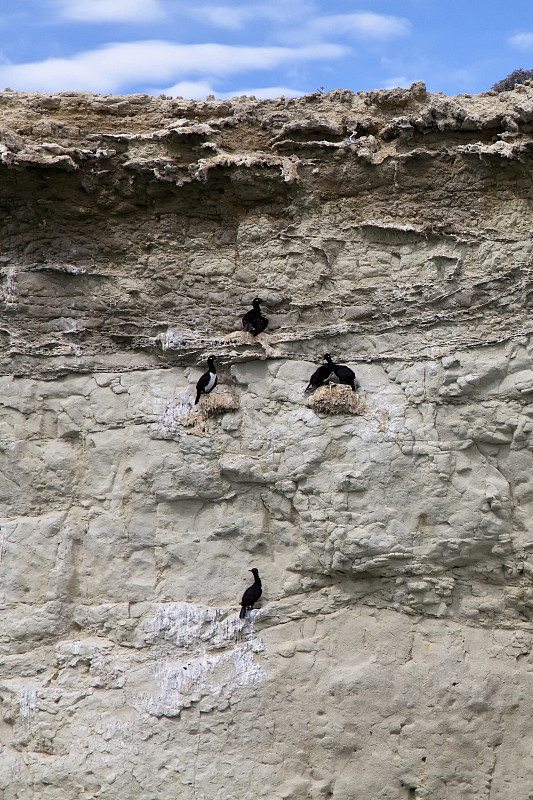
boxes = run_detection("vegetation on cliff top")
[492,67,533,92]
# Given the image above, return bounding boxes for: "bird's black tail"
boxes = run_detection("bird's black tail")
[195,392,201,405]
[239,606,246,619]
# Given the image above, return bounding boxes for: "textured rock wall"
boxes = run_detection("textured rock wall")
[2,82,533,799]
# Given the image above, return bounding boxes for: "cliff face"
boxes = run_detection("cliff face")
[1,82,533,799]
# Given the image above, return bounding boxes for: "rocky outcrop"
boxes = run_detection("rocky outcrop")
[1,82,533,799]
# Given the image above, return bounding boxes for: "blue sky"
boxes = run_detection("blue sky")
[0,0,532,98]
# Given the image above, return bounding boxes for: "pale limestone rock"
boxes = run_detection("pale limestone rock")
[1,86,533,798]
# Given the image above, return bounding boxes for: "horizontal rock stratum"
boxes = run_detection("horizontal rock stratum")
[1,82,533,799]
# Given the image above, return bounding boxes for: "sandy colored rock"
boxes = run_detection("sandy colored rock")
[0,84,533,798]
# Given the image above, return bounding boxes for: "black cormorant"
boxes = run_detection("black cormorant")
[195,356,217,404]
[304,353,335,393]
[242,298,268,336]
[333,360,359,391]
[239,568,262,619]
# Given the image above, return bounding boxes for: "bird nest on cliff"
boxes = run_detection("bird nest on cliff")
[180,391,239,433]
[156,391,239,438]
[306,384,367,415]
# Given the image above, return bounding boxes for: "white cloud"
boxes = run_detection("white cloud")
[223,86,305,99]
[186,4,408,43]
[381,76,409,90]
[162,81,305,99]
[310,13,410,41]
[161,80,215,98]
[509,33,533,51]
[55,0,166,23]
[189,6,254,31]
[0,40,347,94]
[189,1,314,31]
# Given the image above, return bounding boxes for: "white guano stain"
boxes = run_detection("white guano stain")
[146,603,266,716]
[152,602,248,648]
[155,328,187,351]
[19,689,37,725]
[156,398,194,434]
[1,268,17,307]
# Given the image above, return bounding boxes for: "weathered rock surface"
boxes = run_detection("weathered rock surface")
[1,82,533,798]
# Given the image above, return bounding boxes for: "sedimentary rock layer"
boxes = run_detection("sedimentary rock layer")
[1,82,533,799]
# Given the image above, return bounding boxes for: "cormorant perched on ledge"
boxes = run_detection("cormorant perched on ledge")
[239,568,262,619]
[333,360,359,392]
[304,353,336,393]
[242,298,268,336]
[195,356,217,404]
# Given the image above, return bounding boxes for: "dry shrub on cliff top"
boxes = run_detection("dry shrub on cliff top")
[491,68,533,92]
[306,384,367,415]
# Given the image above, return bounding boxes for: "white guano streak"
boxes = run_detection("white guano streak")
[146,603,266,716]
